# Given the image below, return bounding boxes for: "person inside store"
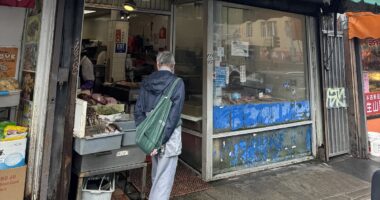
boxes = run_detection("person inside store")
[134,51,185,200]
[80,50,95,90]
[96,46,107,66]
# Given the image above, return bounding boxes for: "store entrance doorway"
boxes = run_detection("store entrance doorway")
[81,8,171,93]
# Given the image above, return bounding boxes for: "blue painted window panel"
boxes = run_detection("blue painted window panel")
[213,106,231,130]
[213,125,312,175]
[231,105,244,131]
[214,101,311,132]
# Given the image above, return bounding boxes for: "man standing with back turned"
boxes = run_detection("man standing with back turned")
[134,51,185,200]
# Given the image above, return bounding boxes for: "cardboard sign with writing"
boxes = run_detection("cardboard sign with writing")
[0,47,18,78]
[0,166,26,200]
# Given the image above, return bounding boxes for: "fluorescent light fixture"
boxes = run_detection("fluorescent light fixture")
[123,0,137,12]
[84,10,96,14]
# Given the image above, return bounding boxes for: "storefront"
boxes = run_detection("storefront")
[344,11,380,159]
[2,0,331,199]
[71,0,327,182]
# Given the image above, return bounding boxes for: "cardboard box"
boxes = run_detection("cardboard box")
[0,166,26,200]
[0,138,27,170]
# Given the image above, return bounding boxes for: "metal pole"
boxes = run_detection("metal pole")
[202,0,214,181]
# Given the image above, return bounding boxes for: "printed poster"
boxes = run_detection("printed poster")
[231,41,249,57]
[115,43,126,53]
[214,66,227,87]
[0,47,18,78]
[27,0,42,16]
[25,14,41,43]
[217,47,225,57]
[365,92,380,116]
[23,44,38,71]
[115,29,121,43]
[21,72,35,101]
[240,65,246,83]
[363,71,369,93]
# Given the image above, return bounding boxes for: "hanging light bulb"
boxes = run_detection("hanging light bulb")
[123,0,137,12]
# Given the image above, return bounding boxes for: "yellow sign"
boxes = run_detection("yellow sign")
[0,47,18,78]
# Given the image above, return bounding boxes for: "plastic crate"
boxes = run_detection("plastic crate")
[0,90,21,108]
[82,173,115,200]
[113,121,136,146]
[73,132,123,155]
[73,145,145,173]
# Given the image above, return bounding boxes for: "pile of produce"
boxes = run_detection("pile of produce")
[0,78,19,91]
[77,91,124,137]
[77,92,118,106]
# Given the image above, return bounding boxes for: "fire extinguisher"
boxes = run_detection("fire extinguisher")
[159,27,166,39]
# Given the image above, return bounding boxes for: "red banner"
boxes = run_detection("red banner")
[0,0,35,8]
[365,92,380,116]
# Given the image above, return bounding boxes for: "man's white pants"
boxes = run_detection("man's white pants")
[149,154,178,200]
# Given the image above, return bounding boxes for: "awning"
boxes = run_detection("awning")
[0,0,35,8]
[225,0,330,16]
[347,12,380,39]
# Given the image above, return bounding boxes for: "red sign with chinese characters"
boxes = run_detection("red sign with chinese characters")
[365,92,380,116]
[0,0,35,8]
[115,29,121,43]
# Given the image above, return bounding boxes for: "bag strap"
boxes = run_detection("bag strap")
[163,78,181,98]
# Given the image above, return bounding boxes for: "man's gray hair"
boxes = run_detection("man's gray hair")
[156,51,175,65]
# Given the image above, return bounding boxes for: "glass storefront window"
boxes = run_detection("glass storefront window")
[175,2,204,122]
[213,3,310,133]
[361,39,380,121]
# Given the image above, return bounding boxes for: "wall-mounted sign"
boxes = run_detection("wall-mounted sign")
[115,43,126,53]
[0,0,35,8]
[231,41,249,57]
[115,29,121,43]
[0,47,18,78]
[365,92,380,116]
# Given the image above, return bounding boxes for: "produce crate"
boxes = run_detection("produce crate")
[113,121,136,146]
[0,90,21,108]
[82,173,115,200]
[73,132,123,155]
[73,145,145,173]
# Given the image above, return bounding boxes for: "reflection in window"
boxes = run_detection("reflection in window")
[213,4,310,132]
[246,22,252,37]
[260,21,277,37]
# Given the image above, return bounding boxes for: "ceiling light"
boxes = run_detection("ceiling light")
[123,0,137,12]
[84,10,96,14]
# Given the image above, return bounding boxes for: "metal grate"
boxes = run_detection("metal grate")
[321,15,350,157]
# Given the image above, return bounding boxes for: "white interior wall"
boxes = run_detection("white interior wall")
[83,13,169,51]
[0,6,26,79]
[129,14,169,50]
[82,17,110,44]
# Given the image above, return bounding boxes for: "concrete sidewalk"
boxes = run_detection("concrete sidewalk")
[174,156,379,200]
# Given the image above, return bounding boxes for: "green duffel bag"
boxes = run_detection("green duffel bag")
[135,78,181,154]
